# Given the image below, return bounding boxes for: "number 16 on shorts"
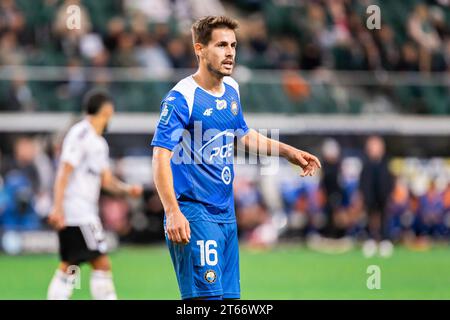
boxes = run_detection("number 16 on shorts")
[196,240,218,266]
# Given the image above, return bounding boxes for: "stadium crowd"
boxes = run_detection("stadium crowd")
[1,0,450,113]
[2,0,450,72]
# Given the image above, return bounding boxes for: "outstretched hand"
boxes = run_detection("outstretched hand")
[286,149,321,177]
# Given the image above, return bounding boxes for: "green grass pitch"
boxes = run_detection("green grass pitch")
[0,244,449,299]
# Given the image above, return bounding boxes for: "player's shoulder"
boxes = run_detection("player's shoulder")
[223,76,239,89]
[65,119,91,142]
[169,76,197,100]
[164,76,198,115]
[223,76,240,97]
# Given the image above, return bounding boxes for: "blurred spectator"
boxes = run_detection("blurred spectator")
[103,17,126,52]
[0,0,25,36]
[276,37,300,69]
[243,14,271,68]
[350,12,380,71]
[328,1,352,45]
[234,177,270,242]
[374,25,400,71]
[122,187,165,243]
[417,179,446,238]
[90,49,110,68]
[1,136,40,192]
[282,71,310,102]
[166,37,191,68]
[319,139,347,238]
[0,136,42,230]
[442,38,450,71]
[53,0,92,57]
[300,43,323,70]
[408,4,441,72]
[397,42,420,71]
[56,58,86,103]
[387,177,414,242]
[79,32,105,61]
[429,5,449,39]
[111,32,139,67]
[135,34,172,74]
[305,2,327,44]
[124,0,172,24]
[443,182,450,230]
[359,136,394,256]
[4,72,36,111]
[0,31,26,65]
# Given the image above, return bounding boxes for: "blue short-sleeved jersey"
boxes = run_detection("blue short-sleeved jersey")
[151,76,249,223]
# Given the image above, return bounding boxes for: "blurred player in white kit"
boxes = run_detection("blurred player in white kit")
[47,90,143,300]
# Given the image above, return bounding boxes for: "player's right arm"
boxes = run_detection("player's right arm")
[152,147,190,244]
[48,162,73,230]
[151,91,191,244]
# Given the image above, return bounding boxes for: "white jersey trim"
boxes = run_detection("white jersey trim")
[171,76,198,119]
[223,76,240,99]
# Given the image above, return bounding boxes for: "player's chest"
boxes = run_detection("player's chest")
[190,97,240,130]
[82,139,106,163]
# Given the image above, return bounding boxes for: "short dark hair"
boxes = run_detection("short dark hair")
[83,90,112,115]
[191,16,238,45]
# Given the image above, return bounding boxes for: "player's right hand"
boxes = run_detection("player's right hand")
[47,208,66,231]
[165,210,191,244]
[127,184,143,198]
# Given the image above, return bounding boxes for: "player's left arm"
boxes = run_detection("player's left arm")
[101,169,143,198]
[239,129,321,177]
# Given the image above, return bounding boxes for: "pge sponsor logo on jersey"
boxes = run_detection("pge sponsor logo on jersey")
[159,103,174,125]
[210,143,233,162]
[199,130,235,163]
[215,99,227,110]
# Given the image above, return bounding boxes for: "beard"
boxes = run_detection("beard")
[206,61,231,78]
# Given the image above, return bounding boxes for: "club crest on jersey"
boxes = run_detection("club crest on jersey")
[231,101,238,115]
[159,103,174,125]
[215,99,227,110]
[204,270,217,283]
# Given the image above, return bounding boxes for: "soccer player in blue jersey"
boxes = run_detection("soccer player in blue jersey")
[151,16,321,300]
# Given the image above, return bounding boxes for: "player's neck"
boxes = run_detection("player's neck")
[192,68,224,94]
[87,117,105,136]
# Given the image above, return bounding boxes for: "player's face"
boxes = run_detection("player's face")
[203,28,237,77]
